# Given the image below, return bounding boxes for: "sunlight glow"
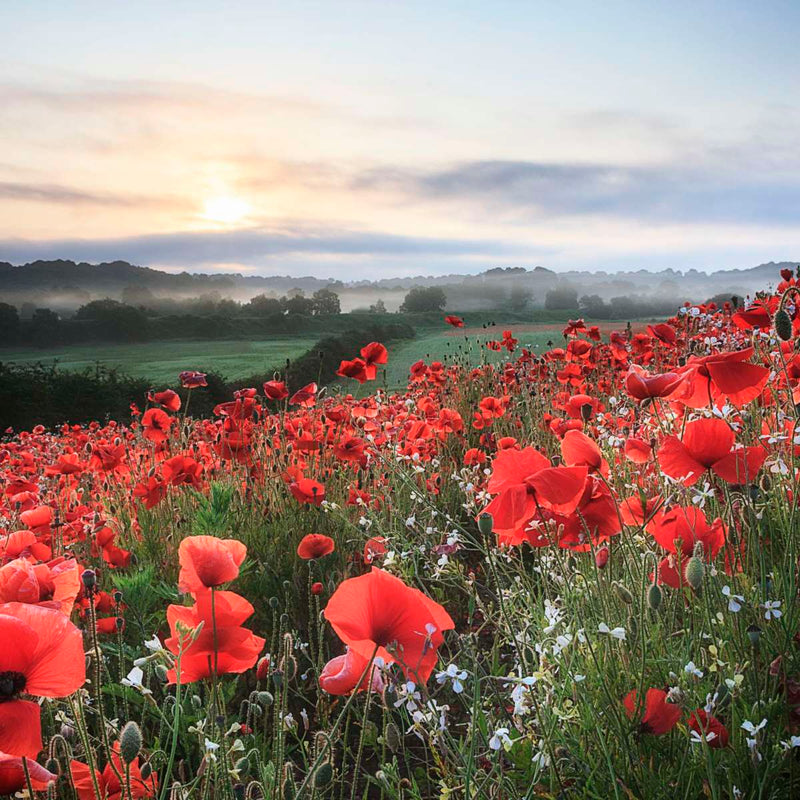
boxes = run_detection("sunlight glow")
[201,195,251,225]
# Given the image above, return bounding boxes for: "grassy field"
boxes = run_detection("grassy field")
[371,320,640,391]
[0,337,318,383]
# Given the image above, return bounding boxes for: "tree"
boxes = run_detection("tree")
[245,294,283,316]
[369,299,387,314]
[509,285,532,312]
[399,286,447,313]
[312,288,341,315]
[283,292,315,315]
[75,299,148,341]
[0,302,20,343]
[30,308,61,347]
[544,285,579,310]
[608,295,639,319]
[579,294,610,319]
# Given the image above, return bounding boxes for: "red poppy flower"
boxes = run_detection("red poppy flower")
[0,557,81,613]
[444,315,464,328]
[687,709,729,747]
[297,534,335,559]
[624,366,685,401]
[363,536,387,564]
[165,590,265,684]
[263,380,289,401]
[141,408,174,444]
[337,358,369,384]
[71,742,158,799]
[0,602,86,757]
[178,535,247,593]
[161,455,202,489]
[677,348,769,408]
[319,647,385,695]
[360,342,388,380]
[290,478,326,506]
[289,383,318,407]
[624,688,681,734]
[561,430,608,475]
[648,505,726,558]
[0,753,56,795]
[647,323,677,346]
[624,437,653,464]
[132,475,167,509]
[323,568,454,683]
[179,371,207,388]
[658,418,766,485]
[334,436,365,462]
[151,389,181,412]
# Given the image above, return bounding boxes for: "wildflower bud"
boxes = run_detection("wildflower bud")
[595,546,609,569]
[155,664,169,683]
[478,513,494,537]
[647,582,662,611]
[775,308,793,341]
[747,624,762,648]
[612,581,634,605]
[60,723,75,740]
[140,762,153,781]
[257,690,274,706]
[313,762,334,788]
[256,656,271,681]
[119,721,142,765]
[685,557,704,592]
[81,569,97,591]
[311,581,323,596]
[385,721,402,753]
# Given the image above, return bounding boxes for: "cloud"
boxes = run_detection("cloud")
[0,180,167,207]
[352,159,800,225]
[0,224,542,271]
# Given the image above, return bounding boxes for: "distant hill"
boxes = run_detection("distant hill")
[0,258,794,314]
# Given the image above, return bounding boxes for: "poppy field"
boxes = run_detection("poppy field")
[3,275,800,799]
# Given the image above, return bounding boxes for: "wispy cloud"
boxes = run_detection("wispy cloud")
[352,159,800,225]
[0,180,170,207]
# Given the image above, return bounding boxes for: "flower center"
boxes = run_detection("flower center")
[0,671,26,700]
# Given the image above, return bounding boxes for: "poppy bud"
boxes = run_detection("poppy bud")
[313,762,334,788]
[140,762,153,781]
[685,557,704,592]
[269,596,280,609]
[114,591,123,604]
[747,624,762,648]
[191,694,203,708]
[311,581,323,595]
[155,664,169,683]
[775,309,793,341]
[595,546,609,569]
[257,691,274,707]
[235,756,250,773]
[60,723,76,740]
[580,403,593,421]
[256,656,271,681]
[44,758,60,776]
[612,581,634,605]
[478,513,494,537]
[385,721,402,753]
[119,721,142,764]
[647,582,662,611]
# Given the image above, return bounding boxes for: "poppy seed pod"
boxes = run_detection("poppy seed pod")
[81,569,97,591]
[775,308,793,341]
[685,557,704,592]
[477,513,494,537]
[119,721,142,764]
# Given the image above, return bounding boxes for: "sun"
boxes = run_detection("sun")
[201,195,251,225]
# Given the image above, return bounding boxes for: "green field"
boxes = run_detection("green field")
[0,337,318,384]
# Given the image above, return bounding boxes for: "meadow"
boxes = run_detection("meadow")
[0,337,318,384]
[1,288,799,800]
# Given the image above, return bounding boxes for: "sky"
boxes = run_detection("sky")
[2,0,800,279]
